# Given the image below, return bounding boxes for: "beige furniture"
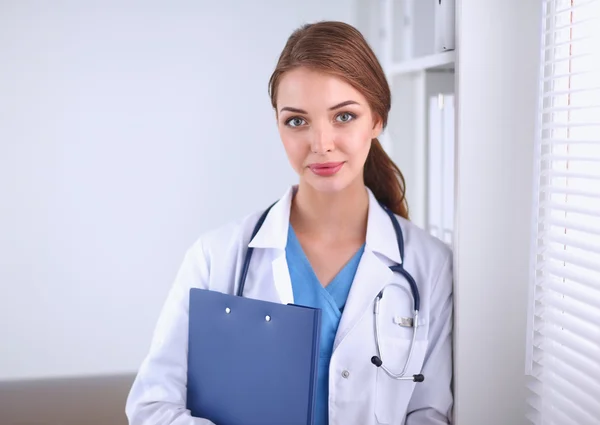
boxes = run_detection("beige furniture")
[0,374,134,425]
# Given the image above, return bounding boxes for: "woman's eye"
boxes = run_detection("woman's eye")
[336,112,355,123]
[286,117,306,127]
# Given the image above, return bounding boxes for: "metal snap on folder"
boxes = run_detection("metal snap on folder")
[187,288,321,425]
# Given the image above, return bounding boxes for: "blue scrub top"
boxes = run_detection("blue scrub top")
[285,224,365,425]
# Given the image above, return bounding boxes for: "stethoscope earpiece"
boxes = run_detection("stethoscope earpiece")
[371,356,383,367]
[373,355,425,382]
[413,374,425,383]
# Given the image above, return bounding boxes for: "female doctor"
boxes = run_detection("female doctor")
[126,21,453,425]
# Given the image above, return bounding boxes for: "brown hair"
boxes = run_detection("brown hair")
[268,21,409,220]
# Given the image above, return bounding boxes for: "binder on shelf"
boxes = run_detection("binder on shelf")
[427,93,455,245]
[441,94,455,245]
[186,288,321,425]
[428,94,443,240]
[435,0,456,52]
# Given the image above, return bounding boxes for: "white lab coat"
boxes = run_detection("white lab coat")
[126,186,453,425]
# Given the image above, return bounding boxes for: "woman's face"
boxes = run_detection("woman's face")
[275,67,382,194]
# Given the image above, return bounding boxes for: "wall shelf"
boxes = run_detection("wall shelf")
[388,51,455,77]
[371,0,457,230]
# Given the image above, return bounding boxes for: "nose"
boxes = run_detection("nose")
[310,125,334,154]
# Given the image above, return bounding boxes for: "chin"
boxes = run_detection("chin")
[303,174,355,194]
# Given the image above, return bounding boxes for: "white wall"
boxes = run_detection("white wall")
[0,0,358,381]
[453,0,542,424]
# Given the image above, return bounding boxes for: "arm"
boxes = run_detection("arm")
[406,250,454,425]
[125,241,216,425]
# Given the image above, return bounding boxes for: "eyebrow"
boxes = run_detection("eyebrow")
[328,100,360,110]
[279,100,360,114]
[279,106,307,114]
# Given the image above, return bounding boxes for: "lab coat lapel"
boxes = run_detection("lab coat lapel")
[333,189,403,350]
[333,248,393,351]
[271,253,294,305]
[247,186,295,305]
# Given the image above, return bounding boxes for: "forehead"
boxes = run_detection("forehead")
[276,67,367,110]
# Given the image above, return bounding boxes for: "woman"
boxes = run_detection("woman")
[126,21,453,425]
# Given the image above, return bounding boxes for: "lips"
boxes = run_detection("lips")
[308,161,345,177]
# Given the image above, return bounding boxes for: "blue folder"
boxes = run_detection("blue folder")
[187,288,321,425]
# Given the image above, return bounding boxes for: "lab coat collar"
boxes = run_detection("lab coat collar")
[365,188,403,265]
[248,185,403,265]
[247,186,294,250]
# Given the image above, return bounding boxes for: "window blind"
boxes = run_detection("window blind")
[527,1,600,424]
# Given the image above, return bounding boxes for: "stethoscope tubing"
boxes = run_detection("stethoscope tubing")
[237,199,424,383]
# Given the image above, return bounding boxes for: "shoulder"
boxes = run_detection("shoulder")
[394,215,454,321]
[396,215,452,258]
[395,214,453,280]
[184,207,267,265]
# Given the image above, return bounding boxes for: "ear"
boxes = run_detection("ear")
[371,117,383,139]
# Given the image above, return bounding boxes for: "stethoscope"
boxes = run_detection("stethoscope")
[236,200,425,384]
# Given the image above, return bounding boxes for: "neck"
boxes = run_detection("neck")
[290,179,369,243]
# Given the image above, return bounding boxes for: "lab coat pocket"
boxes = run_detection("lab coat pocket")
[374,338,428,425]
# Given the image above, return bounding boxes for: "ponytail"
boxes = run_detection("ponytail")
[364,138,409,220]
